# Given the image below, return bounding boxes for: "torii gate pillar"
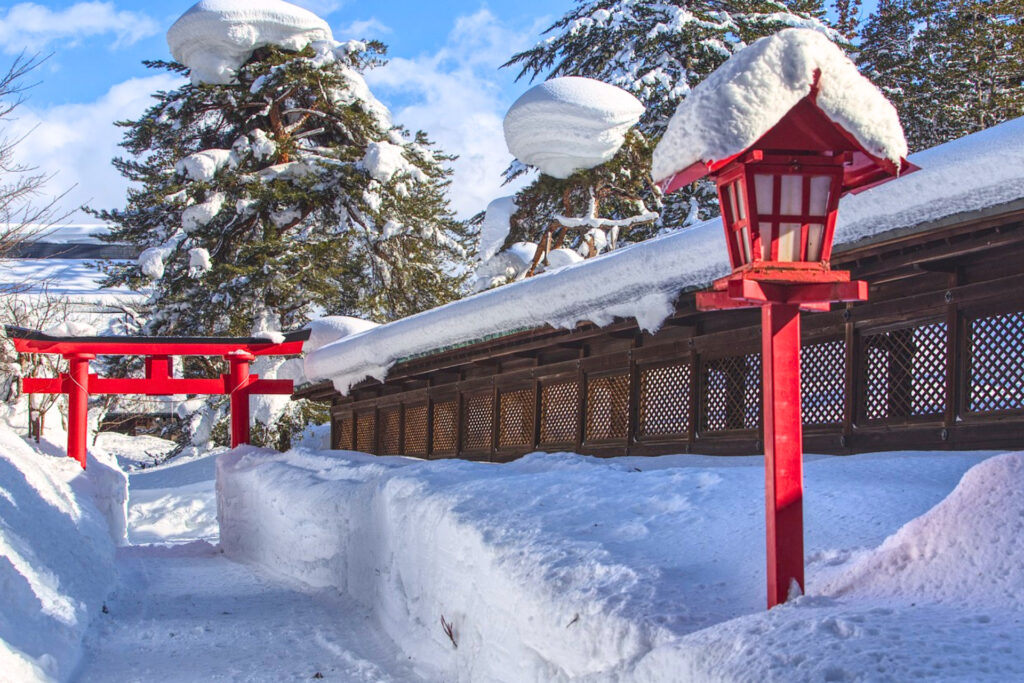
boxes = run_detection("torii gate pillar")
[227,352,255,448]
[66,353,94,469]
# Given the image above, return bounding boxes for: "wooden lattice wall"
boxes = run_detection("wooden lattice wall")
[304,209,1024,459]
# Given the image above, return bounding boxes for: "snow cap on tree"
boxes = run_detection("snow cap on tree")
[504,76,644,178]
[168,0,332,84]
[653,29,908,186]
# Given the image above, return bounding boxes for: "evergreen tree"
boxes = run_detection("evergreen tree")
[92,40,471,447]
[500,0,837,244]
[858,0,1024,152]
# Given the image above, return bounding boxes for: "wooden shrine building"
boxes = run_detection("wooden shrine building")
[296,119,1024,460]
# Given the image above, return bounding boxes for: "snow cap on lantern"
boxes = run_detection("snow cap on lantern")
[652,28,914,270]
[168,0,333,85]
[653,29,911,190]
[504,77,645,179]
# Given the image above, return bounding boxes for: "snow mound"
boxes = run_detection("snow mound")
[824,452,1024,608]
[0,425,125,681]
[505,76,644,178]
[653,28,907,183]
[167,0,333,85]
[304,316,379,354]
[479,195,517,262]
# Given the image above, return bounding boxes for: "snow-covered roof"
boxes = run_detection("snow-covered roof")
[0,258,144,307]
[167,0,333,85]
[652,29,907,185]
[305,117,1024,395]
[504,77,644,179]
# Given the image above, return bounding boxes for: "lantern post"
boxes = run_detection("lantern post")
[657,89,915,609]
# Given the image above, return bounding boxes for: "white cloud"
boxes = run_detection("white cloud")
[9,73,185,222]
[0,2,159,54]
[335,18,392,40]
[365,9,546,218]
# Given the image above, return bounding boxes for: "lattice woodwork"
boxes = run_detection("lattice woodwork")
[356,411,376,454]
[432,400,457,454]
[404,404,428,456]
[863,323,946,420]
[639,363,691,439]
[462,392,493,452]
[540,380,579,445]
[499,388,535,448]
[701,354,762,432]
[379,407,401,455]
[336,413,354,450]
[969,311,1024,413]
[801,340,845,425]
[586,374,631,441]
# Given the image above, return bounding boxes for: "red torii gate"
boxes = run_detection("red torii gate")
[6,326,310,468]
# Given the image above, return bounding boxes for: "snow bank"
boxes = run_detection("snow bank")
[306,116,1024,395]
[633,452,1024,682]
[505,76,644,178]
[0,425,126,681]
[825,452,1024,607]
[652,28,907,183]
[218,447,1004,681]
[167,0,332,85]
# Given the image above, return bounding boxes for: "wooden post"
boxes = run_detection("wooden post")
[761,303,805,608]
[226,352,255,448]
[64,353,95,469]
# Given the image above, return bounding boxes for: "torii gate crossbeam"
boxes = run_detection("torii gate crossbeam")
[6,326,310,468]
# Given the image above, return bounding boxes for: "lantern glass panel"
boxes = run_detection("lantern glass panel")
[738,227,752,262]
[809,175,831,215]
[806,223,825,261]
[779,175,802,216]
[778,222,802,261]
[754,174,773,215]
[734,183,746,220]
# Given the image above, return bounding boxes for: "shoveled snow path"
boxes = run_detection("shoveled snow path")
[74,455,425,682]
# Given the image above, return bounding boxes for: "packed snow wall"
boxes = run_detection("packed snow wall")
[0,427,127,682]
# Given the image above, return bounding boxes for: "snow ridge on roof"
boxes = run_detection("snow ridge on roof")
[652,28,907,183]
[167,0,333,85]
[305,117,1024,395]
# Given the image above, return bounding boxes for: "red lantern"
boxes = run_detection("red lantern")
[658,91,917,609]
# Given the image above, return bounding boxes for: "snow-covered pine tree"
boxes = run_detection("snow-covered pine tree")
[857,0,1023,152]
[502,0,837,230]
[91,3,471,448]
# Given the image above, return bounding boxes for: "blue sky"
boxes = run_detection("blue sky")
[3,0,573,220]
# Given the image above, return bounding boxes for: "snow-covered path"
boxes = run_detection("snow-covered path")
[73,449,425,682]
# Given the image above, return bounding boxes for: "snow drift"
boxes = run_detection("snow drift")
[0,426,126,682]
[217,446,1019,681]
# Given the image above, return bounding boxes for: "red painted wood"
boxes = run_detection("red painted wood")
[11,338,306,356]
[228,353,255,448]
[11,327,307,467]
[66,354,94,470]
[761,303,805,608]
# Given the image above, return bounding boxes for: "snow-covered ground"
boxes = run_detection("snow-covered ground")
[4,418,1023,681]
